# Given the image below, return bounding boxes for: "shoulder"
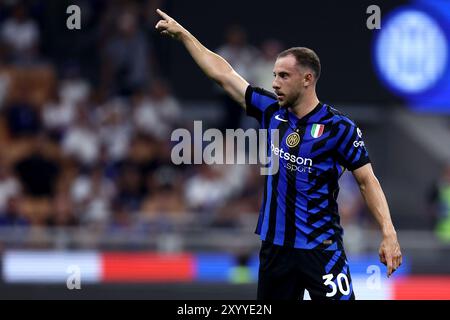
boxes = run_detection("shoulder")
[246,85,277,101]
[325,104,358,128]
[245,86,279,125]
[245,85,278,111]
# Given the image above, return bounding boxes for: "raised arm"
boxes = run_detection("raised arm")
[352,163,402,278]
[155,9,249,109]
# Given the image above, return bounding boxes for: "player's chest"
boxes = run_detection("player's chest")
[268,122,331,152]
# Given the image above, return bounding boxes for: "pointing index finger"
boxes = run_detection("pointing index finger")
[156,9,172,21]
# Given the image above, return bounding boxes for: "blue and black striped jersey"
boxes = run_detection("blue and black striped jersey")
[246,85,370,251]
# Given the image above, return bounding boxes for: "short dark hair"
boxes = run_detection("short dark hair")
[277,47,321,80]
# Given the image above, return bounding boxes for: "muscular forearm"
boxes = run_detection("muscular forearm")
[358,175,396,236]
[178,30,234,85]
[353,164,402,277]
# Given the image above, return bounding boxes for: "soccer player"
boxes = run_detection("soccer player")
[155,9,402,300]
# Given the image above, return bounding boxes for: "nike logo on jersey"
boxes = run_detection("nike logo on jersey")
[275,115,288,122]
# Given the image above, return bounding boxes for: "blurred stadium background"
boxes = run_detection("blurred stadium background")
[0,0,449,299]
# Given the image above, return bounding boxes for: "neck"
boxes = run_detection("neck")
[289,90,320,119]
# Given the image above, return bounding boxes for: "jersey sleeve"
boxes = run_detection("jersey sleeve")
[245,85,279,127]
[335,119,371,171]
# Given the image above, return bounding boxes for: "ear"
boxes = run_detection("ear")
[304,72,314,87]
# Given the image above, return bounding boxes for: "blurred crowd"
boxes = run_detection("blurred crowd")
[0,0,369,235]
[428,164,450,243]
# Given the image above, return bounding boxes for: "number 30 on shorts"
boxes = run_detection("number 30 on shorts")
[322,273,350,297]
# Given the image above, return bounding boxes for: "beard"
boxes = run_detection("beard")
[279,102,290,109]
[278,91,303,109]
[278,93,299,109]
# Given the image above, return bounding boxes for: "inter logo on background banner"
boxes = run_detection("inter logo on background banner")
[311,124,324,138]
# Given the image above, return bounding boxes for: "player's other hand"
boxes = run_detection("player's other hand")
[379,232,402,278]
[155,9,185,40]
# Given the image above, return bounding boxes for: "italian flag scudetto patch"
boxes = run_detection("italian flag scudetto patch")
[311,124,324,138]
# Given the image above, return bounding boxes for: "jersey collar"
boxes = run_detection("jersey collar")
[286,102,324,128]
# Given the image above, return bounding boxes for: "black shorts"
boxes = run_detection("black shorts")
[257,241,355,300]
